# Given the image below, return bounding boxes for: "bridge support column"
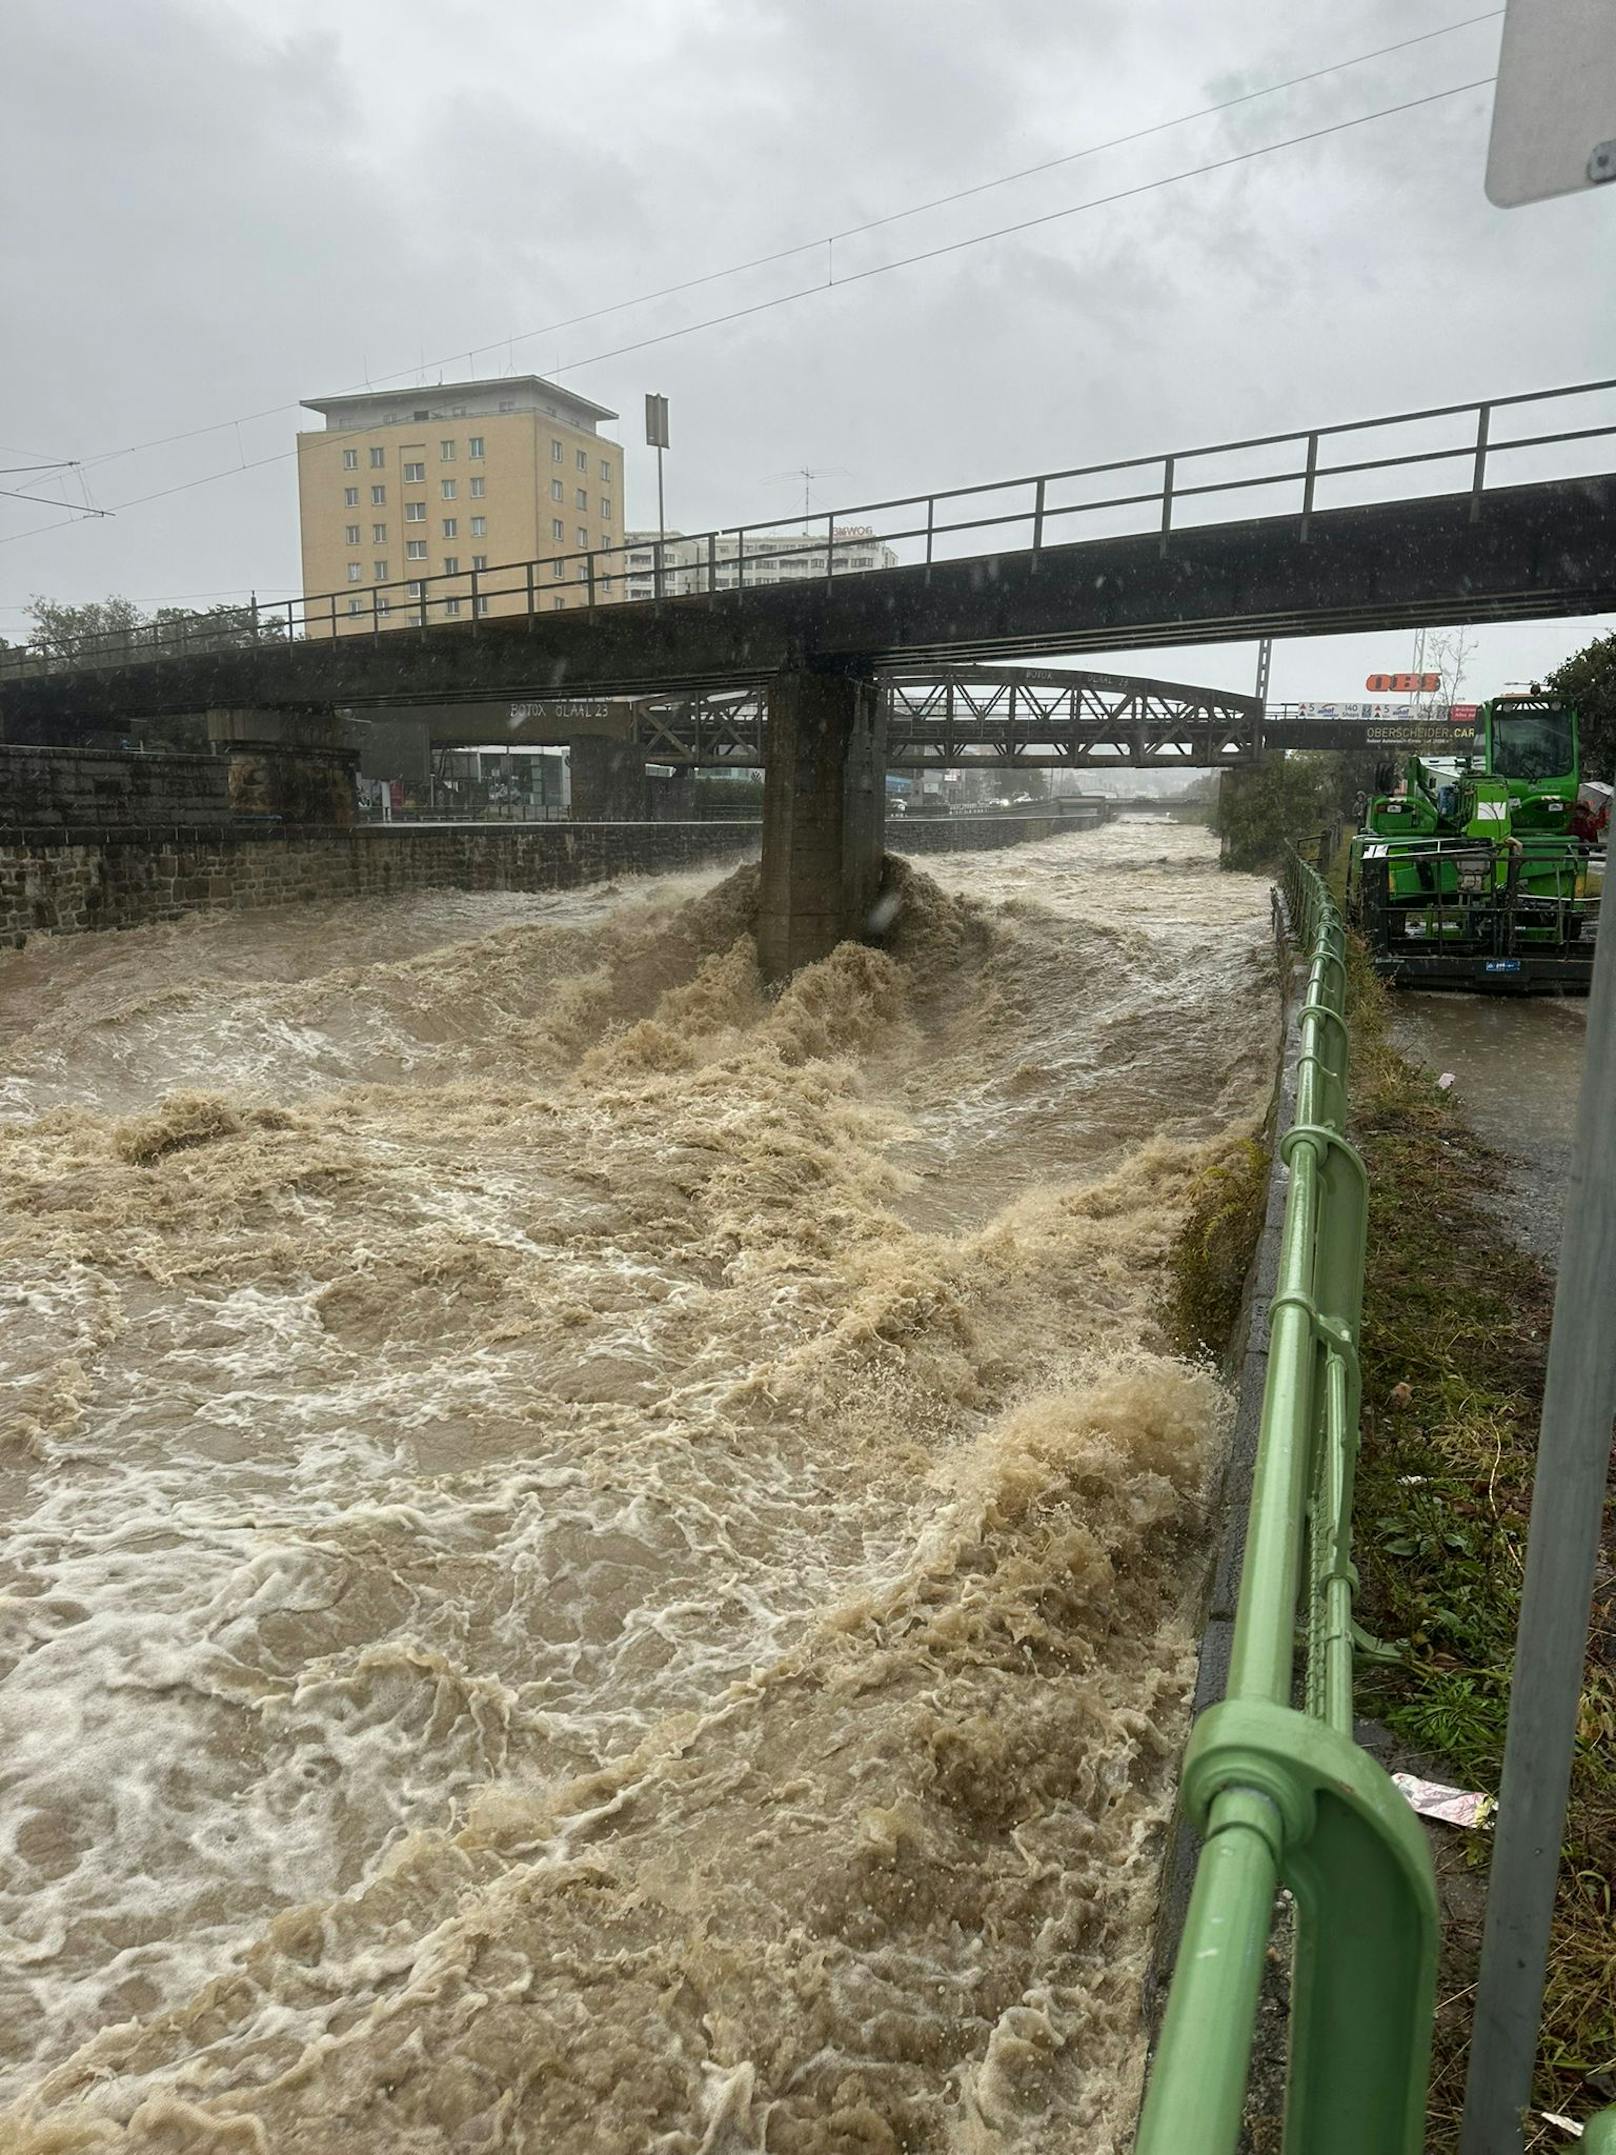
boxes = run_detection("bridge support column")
[758,668,886,979]
[206,708,357,825]
[569,735,648,820]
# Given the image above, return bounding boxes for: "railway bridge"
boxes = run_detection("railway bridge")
[4,378,1611,973]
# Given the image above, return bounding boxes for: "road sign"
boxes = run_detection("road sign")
[1487,0,1616,207]
[644,394,670,449]
[1366,671,1442,693]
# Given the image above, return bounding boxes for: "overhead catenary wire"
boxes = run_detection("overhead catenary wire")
[3,7,1502,505]
[0,66,1498,552]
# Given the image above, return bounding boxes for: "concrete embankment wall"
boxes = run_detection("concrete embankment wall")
[0,811,1088,945]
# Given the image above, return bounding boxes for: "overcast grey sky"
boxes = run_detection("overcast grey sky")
[2,0,1612,698]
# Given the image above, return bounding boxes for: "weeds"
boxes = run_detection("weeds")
[1346,937,1616,2139]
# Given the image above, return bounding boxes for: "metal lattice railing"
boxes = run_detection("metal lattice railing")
[2,376,1614,680]
[1135,851,1439,2155]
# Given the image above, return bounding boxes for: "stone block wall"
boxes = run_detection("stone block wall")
[892,811,1066,851]
[0,809,1094,947]
[0,820,766,944]
[0,744,230,828]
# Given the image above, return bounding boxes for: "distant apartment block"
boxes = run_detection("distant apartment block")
[620,525,899,601]
[296,374,624,632]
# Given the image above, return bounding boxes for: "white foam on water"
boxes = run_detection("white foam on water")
[0,831,1278,2151]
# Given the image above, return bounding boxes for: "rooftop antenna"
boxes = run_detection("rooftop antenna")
[764,466,850,529]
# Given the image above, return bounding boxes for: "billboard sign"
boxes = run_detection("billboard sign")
[1365,672,1442,693]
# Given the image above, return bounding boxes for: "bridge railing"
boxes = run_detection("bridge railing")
[3,377,1614,680]
[1134,850,1439,2155]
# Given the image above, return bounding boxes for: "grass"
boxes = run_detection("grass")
[1168,1132,1269,1362]
[1344,942,1616,2141]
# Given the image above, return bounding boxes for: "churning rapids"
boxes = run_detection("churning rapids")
[0,823,1276,2154]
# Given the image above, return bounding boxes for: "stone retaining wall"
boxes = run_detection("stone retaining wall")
[0,811,1090,945]
[0,820,765,944]
[0,743,230,828]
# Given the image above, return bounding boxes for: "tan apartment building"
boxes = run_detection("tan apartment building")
[296,374,625,633]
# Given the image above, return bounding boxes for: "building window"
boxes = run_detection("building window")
[472,553,487,570]
[551,518,564,539]
[347,598,364,614]
[553,595,565,609]
[406,539,427,560]
[600,458,611,481]
[475,595,490,616]
[406,581,423,598]
[373,560,388,580]
[372,522,386,543]
[443,555,459,574]
[347,563,363,582]
[576,562,588,581]
[576,449,587,471]
[441,478,457,500]
[576,526,588,547]
[573,487,585,509]
[551,440,563,462]
[469,475,485,498]
[468,436,484,459]
[403,461,425,483]
[405,501,425,522]
[344,486,359,508]
[369,446,385,469]
[440,439,456,461]
[498,399,516,413]
[551,478,563,501]
[443,597,462,616]
[442,517,458,538]
[371,484,386,505]
[470,515,487,537]
[344,523,360,544]
[552,561,564,579]
[340,447,359,472]
[377,597,391,616]
[601,498,612,520]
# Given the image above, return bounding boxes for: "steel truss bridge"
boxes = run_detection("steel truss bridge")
[631,666,1262,767]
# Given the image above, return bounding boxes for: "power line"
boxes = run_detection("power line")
[0,69,1496,551]
[4,9,1500,501]
[556,77,1497,371]
[0,484,107,513]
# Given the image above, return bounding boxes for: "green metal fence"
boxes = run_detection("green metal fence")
[1135,849,1439,2155]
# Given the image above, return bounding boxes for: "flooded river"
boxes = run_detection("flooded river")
[0,825,1276,2153]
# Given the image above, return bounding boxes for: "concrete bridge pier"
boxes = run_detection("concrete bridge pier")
[569,734,649,820]
[207,707,358,825]
[758,667,886,980]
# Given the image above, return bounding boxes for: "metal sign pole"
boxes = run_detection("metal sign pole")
[1460,889,1616,2153]
[645,393,669,594]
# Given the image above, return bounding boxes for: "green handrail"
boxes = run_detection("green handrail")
[1136,850,1440,2155]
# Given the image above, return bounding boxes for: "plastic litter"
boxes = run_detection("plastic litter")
[1392,1771,1494,1829]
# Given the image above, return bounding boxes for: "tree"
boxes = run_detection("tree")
[1546,632,1616,782]
[1212,751,1340,871]
[27,594,147,657]
[1429,625,1477,708]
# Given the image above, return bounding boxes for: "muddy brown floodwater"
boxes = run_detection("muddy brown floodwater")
[0,825,1277,2154]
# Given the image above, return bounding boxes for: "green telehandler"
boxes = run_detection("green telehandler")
[1346,694,1603,991]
